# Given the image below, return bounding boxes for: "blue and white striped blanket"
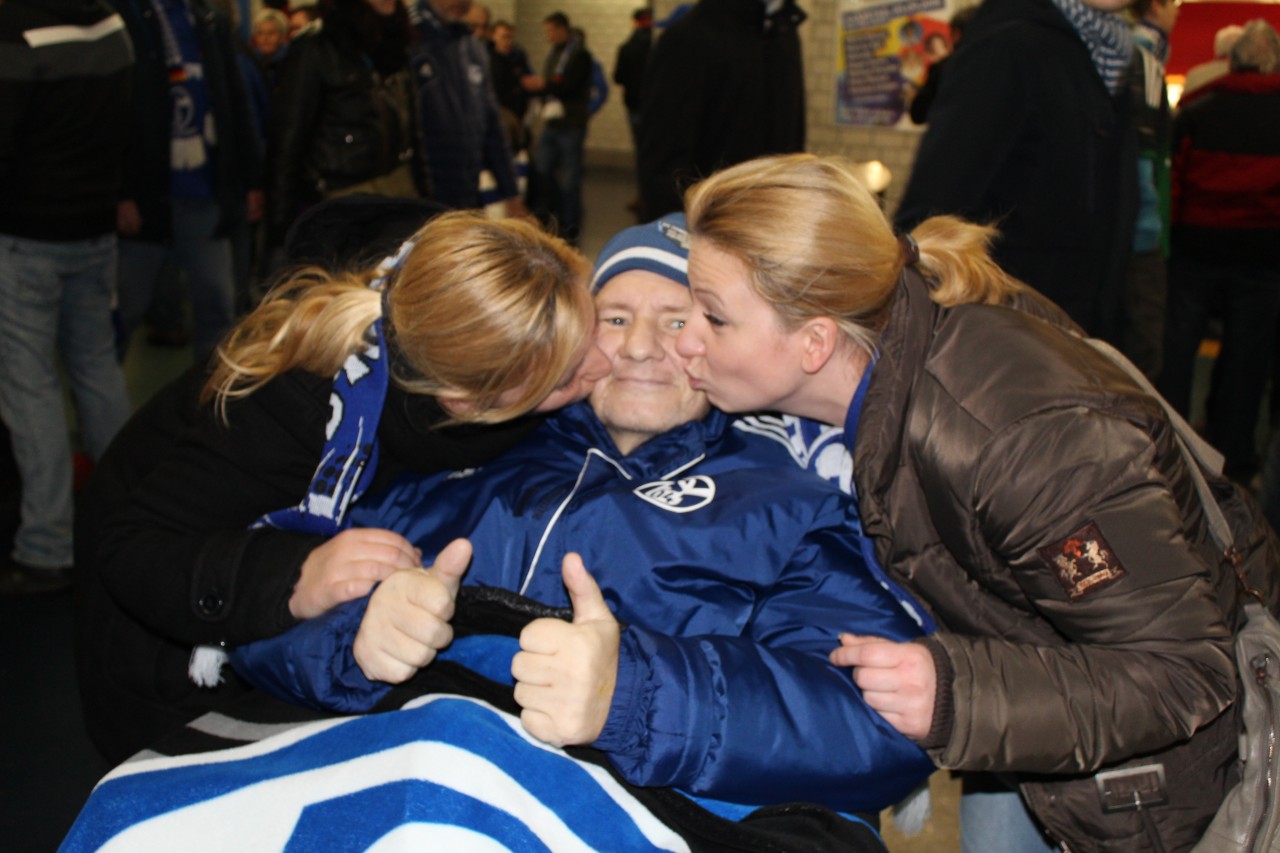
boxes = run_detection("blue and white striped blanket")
[61,694,693,853]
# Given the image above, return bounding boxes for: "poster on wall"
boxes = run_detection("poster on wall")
[835,0,952,128]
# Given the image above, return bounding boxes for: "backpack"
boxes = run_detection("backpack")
[588,55,609,116]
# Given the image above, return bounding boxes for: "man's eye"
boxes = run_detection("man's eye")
[602,317,626,326]
[669,319,686,330]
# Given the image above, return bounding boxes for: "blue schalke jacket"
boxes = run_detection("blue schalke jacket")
[232,402,934,812]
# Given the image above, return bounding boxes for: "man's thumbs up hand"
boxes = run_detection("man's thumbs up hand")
[353,538,472,684]
[512,553,620,747]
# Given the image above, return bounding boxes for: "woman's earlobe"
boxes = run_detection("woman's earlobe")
[437,396,474,416]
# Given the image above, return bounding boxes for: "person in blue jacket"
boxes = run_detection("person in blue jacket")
[409,0,525,214]
[232,214,934,814]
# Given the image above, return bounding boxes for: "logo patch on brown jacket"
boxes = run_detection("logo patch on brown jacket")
[1038,521,1127,602]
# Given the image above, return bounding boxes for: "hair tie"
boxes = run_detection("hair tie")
[369,234,419,323]
[898,233,920,267]
[369,235,419,295]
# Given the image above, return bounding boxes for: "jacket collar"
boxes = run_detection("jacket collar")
[852,269,938,511]
[546,401,731,479]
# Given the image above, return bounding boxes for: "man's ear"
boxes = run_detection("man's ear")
[798,317,840,375]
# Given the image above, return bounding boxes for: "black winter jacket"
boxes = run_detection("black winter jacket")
[856,270,1258,851]
[268,20,424,244]
[410,6,517,209]
[110,0,262,242]
[74,365,540,763]
[636,0,805,218]
[0,0,134,240]
[539,38,592,130]
[894,0,1137,343]
[612,27,650,113]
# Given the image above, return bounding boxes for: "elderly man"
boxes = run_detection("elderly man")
[232,215,933,815]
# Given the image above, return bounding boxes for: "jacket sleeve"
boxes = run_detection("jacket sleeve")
[267,36,324,244]
[475,45,519,201]
[213,13,263,192]
[932,407,1236,774]
[1168,102,1196,226]
[230,596,391,711]
[592,500,935,812]
[0,62,30,188]
[110,0,150,207]
[92,372,329,649]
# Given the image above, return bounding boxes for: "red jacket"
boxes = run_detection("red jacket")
[1171,71,1280,262]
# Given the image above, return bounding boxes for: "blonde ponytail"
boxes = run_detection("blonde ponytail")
[202,269,382,422]
[201,210,593,426]
[911,215,1024,308]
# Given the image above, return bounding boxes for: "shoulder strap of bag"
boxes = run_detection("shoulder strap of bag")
[1084,339,1264,605]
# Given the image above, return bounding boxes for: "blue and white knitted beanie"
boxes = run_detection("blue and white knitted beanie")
[591,213,691,293]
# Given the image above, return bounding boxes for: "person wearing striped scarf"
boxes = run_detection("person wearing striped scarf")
[895,0,1137,348]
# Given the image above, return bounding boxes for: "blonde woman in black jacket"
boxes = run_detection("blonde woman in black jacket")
[76,210,608,763]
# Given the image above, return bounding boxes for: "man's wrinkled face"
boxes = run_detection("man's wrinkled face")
[590,271,709,454]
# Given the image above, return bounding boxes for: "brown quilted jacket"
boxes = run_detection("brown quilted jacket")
[853,270,1256,852]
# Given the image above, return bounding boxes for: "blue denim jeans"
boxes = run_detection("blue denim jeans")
[535,125,586,242]
[118,196,236,358]
[1159,250,1280,480]
[0,233,133,567]
[961,785,1057,853]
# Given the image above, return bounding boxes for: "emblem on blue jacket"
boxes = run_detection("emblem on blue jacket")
[633,476,716,513]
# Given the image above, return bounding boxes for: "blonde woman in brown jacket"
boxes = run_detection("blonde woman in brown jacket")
[673,153,1269,852]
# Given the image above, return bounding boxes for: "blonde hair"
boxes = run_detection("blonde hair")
[684,154,1022,355]
[203,210,593,424]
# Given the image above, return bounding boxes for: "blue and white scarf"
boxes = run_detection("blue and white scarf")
[188,237,417,686]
